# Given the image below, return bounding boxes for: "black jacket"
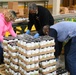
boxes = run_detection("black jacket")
[49,28,63,58]
[28,6,54,35]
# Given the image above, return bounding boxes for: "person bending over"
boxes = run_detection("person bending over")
[26,3,54,38]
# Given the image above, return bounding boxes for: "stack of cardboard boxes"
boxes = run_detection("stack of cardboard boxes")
[0,2,28,18]
[8,2,29,18]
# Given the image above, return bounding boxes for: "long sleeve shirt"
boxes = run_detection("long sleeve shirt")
[0,13,17,42]
[50,21,76,42]
[49,21,76,57]
[28,6,54,35]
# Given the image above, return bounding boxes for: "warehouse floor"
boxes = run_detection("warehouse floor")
[56,54,65,68]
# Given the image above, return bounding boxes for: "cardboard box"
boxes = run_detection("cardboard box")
[17,7,29,18]
[60,7,69,14]
[8,2,18,13]
[0,8,7,13]
[24,7,29,18]
[17,8,24,17]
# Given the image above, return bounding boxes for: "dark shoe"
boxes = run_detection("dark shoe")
[0,62,4,65]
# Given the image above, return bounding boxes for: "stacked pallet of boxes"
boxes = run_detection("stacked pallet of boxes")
[8,41,19,75]
[3,37,19,75]
[39,36,56,75]
[3,34,56,75]
[3,38,11,74]
[17,34,40,75]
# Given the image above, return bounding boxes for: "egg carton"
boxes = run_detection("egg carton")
[40,60,56,68]
[18,56,39,65]
[39,49,55,55]
[40,67,56,75]
[9,68,18,75]
[17,41,40,50]
[39,54,55,62]
[18,62,39,72]
[57,67,69,75]
[40,71,56,75]
[4,58,10,65]
[10,58,18,65]
[10,62,19,72]
[4,51,10,58]
[18,68,39,75]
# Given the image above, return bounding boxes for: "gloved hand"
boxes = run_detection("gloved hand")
[25,30,30,34]
[34,33,39,38]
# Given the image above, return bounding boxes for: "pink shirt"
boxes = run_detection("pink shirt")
[0,13,17,42]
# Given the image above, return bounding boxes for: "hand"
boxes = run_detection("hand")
[25,30,30,34]
[34,33,39,38]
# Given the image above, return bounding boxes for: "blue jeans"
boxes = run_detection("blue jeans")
[65,37,76,75]
[0,42,4,64]
[64,39,71,71]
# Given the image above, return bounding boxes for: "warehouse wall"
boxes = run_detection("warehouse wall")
[1,0,63,8]
[48,0,63,5]
[0,0,64,15]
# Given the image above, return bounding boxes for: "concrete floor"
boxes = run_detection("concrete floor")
[56,54,65,68]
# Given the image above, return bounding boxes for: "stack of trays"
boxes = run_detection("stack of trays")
[57,67,68,75]
[17,39,40,75]
[3,37,18,75]
[3,34,57,75]
[38,36,56,75]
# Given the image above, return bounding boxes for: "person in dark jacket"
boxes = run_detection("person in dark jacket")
[43,21,76,75]
[26,3,54,38]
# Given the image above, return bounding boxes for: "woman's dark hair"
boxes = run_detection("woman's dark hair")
[10,10,17,18]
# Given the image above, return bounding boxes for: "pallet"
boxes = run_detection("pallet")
[0,64,6,75]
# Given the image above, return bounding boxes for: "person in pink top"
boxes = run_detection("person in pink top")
[0,9,17,65]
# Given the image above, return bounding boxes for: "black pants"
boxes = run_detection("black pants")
[0,42,4,64]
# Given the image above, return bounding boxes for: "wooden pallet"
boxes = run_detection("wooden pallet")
[0,64,6,75]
